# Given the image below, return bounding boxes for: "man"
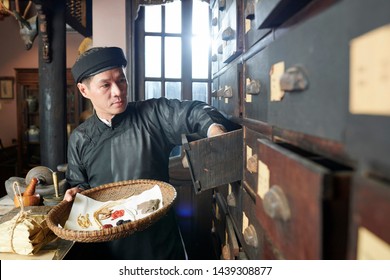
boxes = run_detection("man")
[64,47,237,259]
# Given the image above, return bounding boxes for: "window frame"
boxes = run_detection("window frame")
[134,0,212,102]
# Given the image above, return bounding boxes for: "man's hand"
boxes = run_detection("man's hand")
[207,123,226,137]
[64,186,83,202]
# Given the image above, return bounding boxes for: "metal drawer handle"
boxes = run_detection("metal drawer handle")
[212,17,218,26]
[227,192,236,207]
[217,44,223,54]
[217,88,225,97]
[263,185,291,221]
[218,0,226,11]
[222,244,231,260]
[243,224,258,248]
[246,154,258,173]
[222,27,235,41]
[245,1,255,20]
[279,66,309,92]
[246,79,261,95]
[211,54,218,62]
[223,86,233,98]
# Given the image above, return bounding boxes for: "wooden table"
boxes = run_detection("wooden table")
[0,205,74,260]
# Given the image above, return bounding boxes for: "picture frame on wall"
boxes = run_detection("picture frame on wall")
[0,77,14,99]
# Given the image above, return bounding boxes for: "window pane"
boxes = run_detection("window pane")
[166,82,181,100]
[165,1,181,33]
[145,36,161,78]
[192,1,210,79]
[192,36,209,79]
[192,82,208,102]
[192,1,209,35]
[165,37,181,78]
[145,81,161,99]
[145,5,161,32]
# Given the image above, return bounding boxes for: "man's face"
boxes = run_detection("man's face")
[77,67,128,121]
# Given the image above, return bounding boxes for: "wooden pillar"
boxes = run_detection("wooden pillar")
[36,0,67,171]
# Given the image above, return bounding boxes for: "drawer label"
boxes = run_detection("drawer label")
[350,24,390,116]
[257,159,270,199]
[242,212,249,235]
[270,61,285,101]
[357,226,390,259]
[246,93,252,103]
[245,19,251,34]
[246,145,253,163]
[245,78,252,103]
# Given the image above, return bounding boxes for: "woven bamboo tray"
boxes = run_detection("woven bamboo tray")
[45,179,176,243]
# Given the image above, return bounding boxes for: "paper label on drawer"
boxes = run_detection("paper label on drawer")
[245,19,251,34]
[357,227,390,260]
[350,24,390,116]
[270,61,285,101]
[246,145,253,163]
[246,93,252,103]
[242,212,249,235]
[225,97,229,103]
[245,78,253,103]
[257,159,270,199]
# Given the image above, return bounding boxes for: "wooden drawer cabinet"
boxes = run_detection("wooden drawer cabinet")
[208,0,390,261]
[255,138,351,259]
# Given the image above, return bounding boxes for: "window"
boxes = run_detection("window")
[135,0,211,102]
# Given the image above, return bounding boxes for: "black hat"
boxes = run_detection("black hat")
[71,47,127,83]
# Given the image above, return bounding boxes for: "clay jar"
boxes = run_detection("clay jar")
[14,193,41,207]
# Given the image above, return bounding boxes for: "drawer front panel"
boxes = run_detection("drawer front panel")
[244,47,270,122]
[255,138,330,259]
[266,0,390,142]
[243,126,268,195]
[348,176,390,260]
[254,0,314,29]
[346,116,390,177]
[244,0,271,49]
[344,0,390,173]
[212,63,242,118]
[241,187,264,260]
